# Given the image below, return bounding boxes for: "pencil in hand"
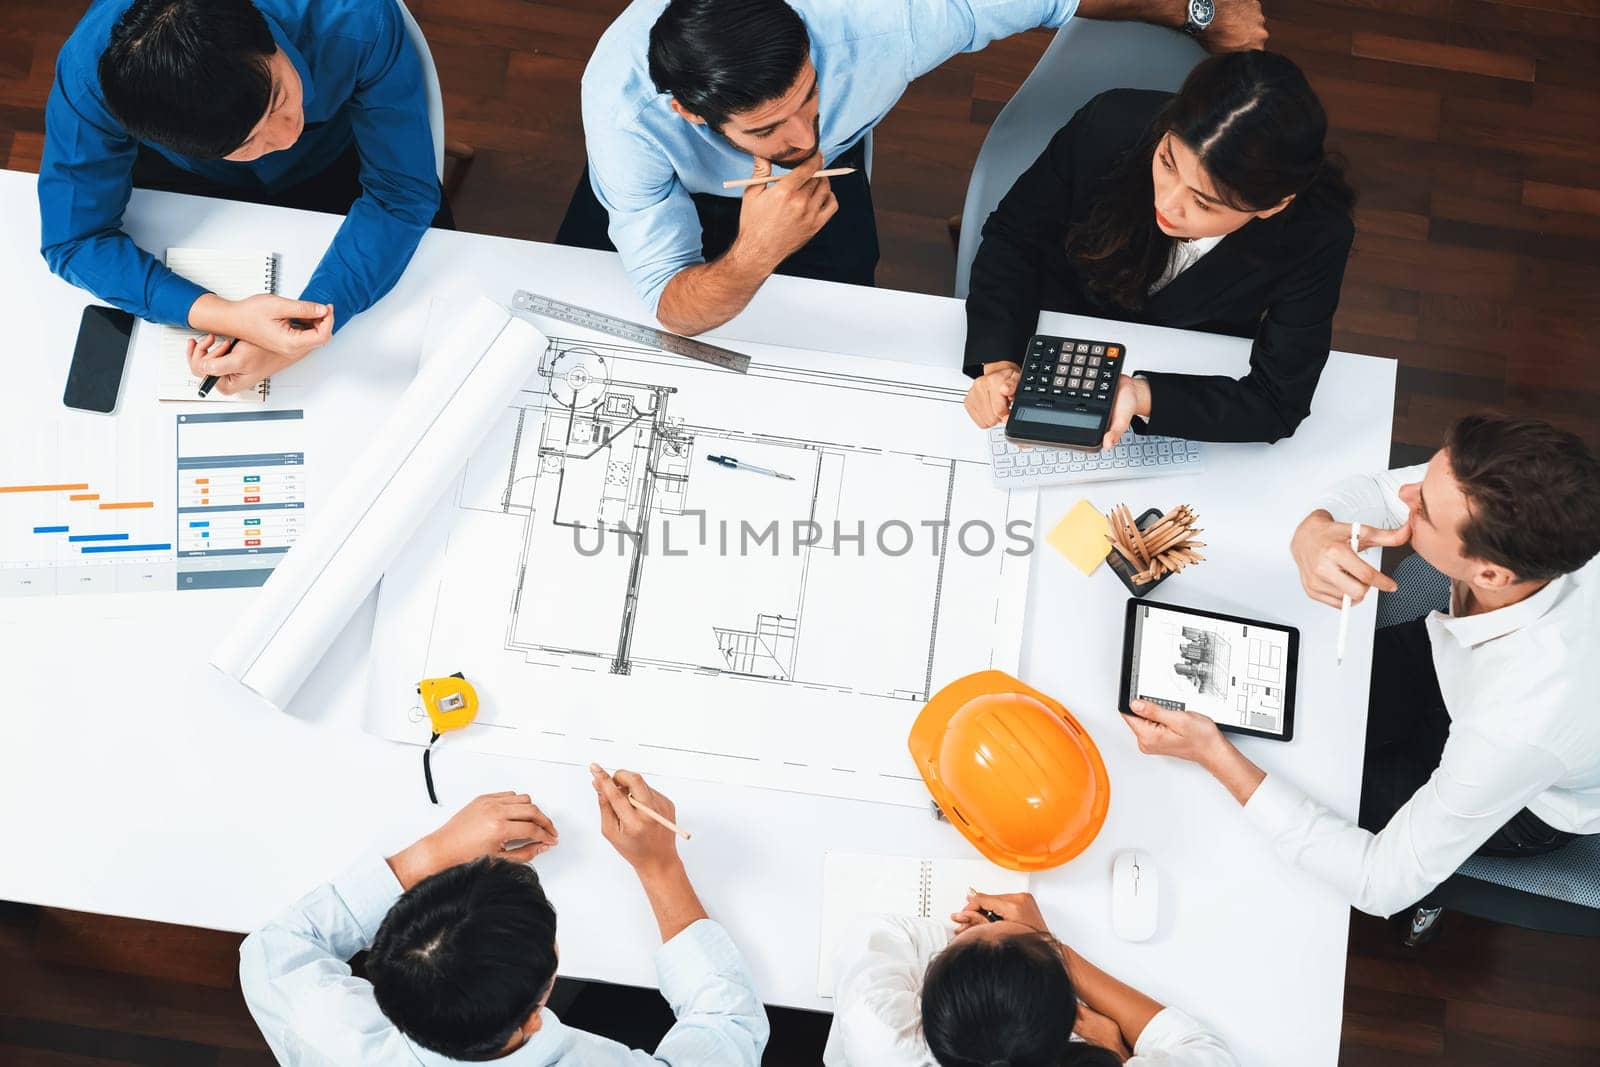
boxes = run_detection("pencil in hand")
[589,763,692,840]
[722,167,856,189]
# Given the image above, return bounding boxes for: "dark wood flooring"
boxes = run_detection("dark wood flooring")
[2,0,1598,1063]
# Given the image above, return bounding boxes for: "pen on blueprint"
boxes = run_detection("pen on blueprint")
[706,454,795,481]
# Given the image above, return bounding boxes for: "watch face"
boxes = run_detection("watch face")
[1190,0,1215,25]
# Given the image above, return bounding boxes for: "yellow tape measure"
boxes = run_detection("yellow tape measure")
[418,672,479,804]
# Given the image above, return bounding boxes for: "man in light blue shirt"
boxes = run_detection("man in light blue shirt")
[561,0,1266,336]
[240,770,768,1065]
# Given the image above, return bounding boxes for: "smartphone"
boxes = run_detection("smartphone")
[63,305,136,414]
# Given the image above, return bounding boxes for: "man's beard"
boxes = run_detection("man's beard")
[731,115,822,169]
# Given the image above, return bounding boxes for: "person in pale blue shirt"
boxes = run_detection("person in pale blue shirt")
[239,769,768,1065]
[558,0,1267,337]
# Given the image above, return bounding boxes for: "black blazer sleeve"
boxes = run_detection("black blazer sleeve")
[1138,216,1355,443]
[962,121,1083,378]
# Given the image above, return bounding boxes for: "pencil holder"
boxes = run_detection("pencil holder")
[1105,503,1206,597]
[1106,508,1171,597]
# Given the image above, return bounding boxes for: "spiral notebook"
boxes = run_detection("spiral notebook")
[157,248,279,402]
[816,850,1031,996]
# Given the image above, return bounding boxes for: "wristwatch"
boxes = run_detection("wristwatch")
[1183,0,1214,35]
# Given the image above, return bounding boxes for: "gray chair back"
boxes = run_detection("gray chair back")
[952,19,1204,298]
[396,0,446,183]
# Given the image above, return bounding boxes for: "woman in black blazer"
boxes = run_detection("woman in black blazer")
[964,51,1356,445]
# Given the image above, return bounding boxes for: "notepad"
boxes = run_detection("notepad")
[1047,497,1111,576]
[816,851,1031,996]
[157,248,280,402]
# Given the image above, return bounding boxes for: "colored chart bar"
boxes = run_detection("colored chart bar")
[68,494,99,501]
[32,526,68,533]
[98,501,155,510]
[68,533,130,543]
[78,542,173,554]
[188,521,210,528]
[0,483,90,494]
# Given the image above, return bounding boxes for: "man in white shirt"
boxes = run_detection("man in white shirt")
[1122,414,1600,919]
[824,891,1236,1065]
[239,769,769,1065]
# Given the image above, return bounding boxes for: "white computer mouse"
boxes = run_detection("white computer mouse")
[1111,849,1159,942]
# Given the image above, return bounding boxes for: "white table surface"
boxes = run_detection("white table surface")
[0,169,1394,1065]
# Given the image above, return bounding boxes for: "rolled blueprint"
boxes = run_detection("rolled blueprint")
[211,295,547,710]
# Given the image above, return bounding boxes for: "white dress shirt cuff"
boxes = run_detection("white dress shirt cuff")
[331,855,408,945]
[1133,1006,1237,1063]
[1242,773,1307,837]
[656,918,744,998]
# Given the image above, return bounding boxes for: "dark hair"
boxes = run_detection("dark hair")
[648,0,810,130]
[1444,414,1600,582]
[98,0,277,158]
[1068,51,1356,310]
[367,858,558,1061]
[921,931,1122,1067]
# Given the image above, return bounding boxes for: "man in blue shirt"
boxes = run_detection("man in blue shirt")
[40,0,443,395]
[559,0,1266,337]
[240,769,769,1064]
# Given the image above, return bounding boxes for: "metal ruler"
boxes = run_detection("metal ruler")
[512,290,750,373]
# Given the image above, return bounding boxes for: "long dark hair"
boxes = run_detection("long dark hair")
[921,931,1122,1067]
[1067,51,1356,311]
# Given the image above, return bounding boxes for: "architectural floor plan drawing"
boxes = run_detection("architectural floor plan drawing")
[367,316,1035,806]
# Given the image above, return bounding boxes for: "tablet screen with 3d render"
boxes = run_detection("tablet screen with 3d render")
[1121,599,1298,742]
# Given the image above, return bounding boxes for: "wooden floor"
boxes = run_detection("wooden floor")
[2,0,1598,1063]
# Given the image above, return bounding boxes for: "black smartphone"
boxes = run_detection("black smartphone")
[63,305,136,414]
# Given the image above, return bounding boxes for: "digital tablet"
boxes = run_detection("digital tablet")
[1119,599,1300,742]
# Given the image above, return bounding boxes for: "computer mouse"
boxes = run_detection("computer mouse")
[1111,849,1159,942]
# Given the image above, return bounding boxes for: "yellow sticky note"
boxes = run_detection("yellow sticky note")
[1047,498,1111,577]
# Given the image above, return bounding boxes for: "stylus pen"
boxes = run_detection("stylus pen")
[706,454,795,481]
[1336,522,1361,665]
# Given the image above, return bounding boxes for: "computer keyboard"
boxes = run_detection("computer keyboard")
[988,427,1204,488]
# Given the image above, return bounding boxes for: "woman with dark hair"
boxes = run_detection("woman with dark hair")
[824,892,1235,1066]
[963,51,1356,446]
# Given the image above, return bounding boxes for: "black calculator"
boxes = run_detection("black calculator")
[1004,334,1125,452]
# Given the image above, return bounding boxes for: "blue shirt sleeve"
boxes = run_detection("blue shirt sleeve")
[297,0,440,327]
[649,919,771,1066]
[38,46,207,326]
[906,0,1079,79]
[238,856,423,1066]
[581,86,706,317]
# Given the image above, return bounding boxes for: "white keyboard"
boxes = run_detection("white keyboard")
[988,427,1205,487]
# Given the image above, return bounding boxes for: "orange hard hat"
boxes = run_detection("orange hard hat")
[909,670,1110,872]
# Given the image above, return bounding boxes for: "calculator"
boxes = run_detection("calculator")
[1005,334,1125,452]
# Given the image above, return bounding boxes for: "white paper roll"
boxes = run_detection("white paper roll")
[210,295,548,710]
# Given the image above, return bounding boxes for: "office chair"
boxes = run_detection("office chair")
[951,19,1205,298]
[396,0,476,205]
[1375,552,1600,943]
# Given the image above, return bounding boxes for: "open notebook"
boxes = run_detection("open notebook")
[158,248,279,402]
[817,851,1031,997]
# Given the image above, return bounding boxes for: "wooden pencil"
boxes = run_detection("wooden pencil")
[722,166,856,189]
[627,793,692,841]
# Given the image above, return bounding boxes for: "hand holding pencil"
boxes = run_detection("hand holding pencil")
[591,764,691,875]
[731,154,840,271]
